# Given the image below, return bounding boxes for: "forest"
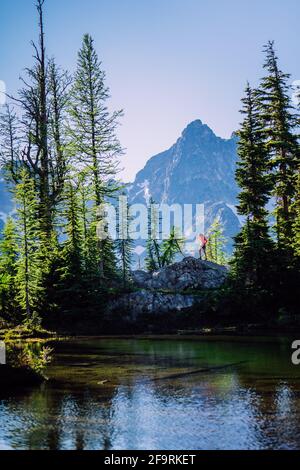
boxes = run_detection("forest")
[0,0,299,335]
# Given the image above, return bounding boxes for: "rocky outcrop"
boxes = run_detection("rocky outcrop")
[108,290,198,318]
[107,258,228,317]
[132,257,228,291]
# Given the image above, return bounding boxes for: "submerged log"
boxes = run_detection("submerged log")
[146,361,247,383]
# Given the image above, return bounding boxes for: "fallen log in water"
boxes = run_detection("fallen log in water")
[145,361,247,383]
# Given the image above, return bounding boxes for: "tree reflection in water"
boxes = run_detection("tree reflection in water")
[0,337,299,450]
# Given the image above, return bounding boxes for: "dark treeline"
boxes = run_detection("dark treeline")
[0,1,299,331]
[0,0,127,326]
[229,41,300,321]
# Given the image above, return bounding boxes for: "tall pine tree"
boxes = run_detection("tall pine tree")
[68,34,123,278]
[14,170,43,318]
[145,199,162,272]
[0,218,19,319]
[56,181,84,310]
[206,218,228,266]
[115,195,134,288]
[161,227,184,267]
[233,84,274,288]
[257,42,299,250]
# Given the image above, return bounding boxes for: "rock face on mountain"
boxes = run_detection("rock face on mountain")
[127,120,241,254]
[108,258,228,316]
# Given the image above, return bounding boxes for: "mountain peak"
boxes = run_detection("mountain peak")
[182,119,215,139]
[186,119,203,128]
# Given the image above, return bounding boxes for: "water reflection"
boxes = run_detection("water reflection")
[0,337,300,449]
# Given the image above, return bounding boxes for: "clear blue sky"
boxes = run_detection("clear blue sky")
[1,0,299,181]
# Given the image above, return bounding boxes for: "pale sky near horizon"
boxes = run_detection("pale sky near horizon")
[1,0,299,182]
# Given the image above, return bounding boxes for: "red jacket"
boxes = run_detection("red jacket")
[199,235,208,247]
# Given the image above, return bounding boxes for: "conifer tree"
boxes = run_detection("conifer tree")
[58,181,83,299]
[206,218,228,266]
[145,239,158,272]
[68,34,123,278]
[15,0,52,237]
[233,84,274,287]
[161,227,184,267]
[145,200,162,272]
[115,196,134,288]
[1,1,71,239]
[0,2,71,320]
[0,218,19,319]
[0,104,20,182]
[76,171,92,272]
[292,172,300,258]
[14,170,43,318]
[292,86,300,259]
[257,42,299,249]
[48,59,71,204]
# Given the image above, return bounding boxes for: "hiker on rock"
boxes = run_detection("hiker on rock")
[199,233,208,260]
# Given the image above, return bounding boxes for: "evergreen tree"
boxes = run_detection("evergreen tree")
[56,181,84,310]
[61,182,83,281]
[292,85,300,259]
[0,104,21,182]
[48,59,71,204]
[115,195,134,288]
[145,238,159,272]
[145,200,162,272]
[1,1,70,239]
[14,170,43,318]
[206,218,228,265]
[292,171,300,258]
[0,1,71,321]
[233,84,274,287]
[68,34,123,278]
[161,227,184,267]
[15,0,52,237]
[257,42,299,249]
[76,170,92,272]
[0,218,19,319]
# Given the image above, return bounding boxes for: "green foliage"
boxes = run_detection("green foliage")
[61,181,83,280]
[8,343,53,375]
[0,218,19,319]
[115,195,134,287]
[161,227,184,267]
[206,218,228,265]
[68,34,123,280]
[292,172,300,258]
[145,199,185,271]
[68,34,122,202]
[145,200,163,272]
[14,169,44,318]
[230,46,300,319]
[257,41,299,248]
[0,25,124,323]
[236,85,273,221]
[232,84,275,288]
[0,104,21,182]
[145,239,160,272]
